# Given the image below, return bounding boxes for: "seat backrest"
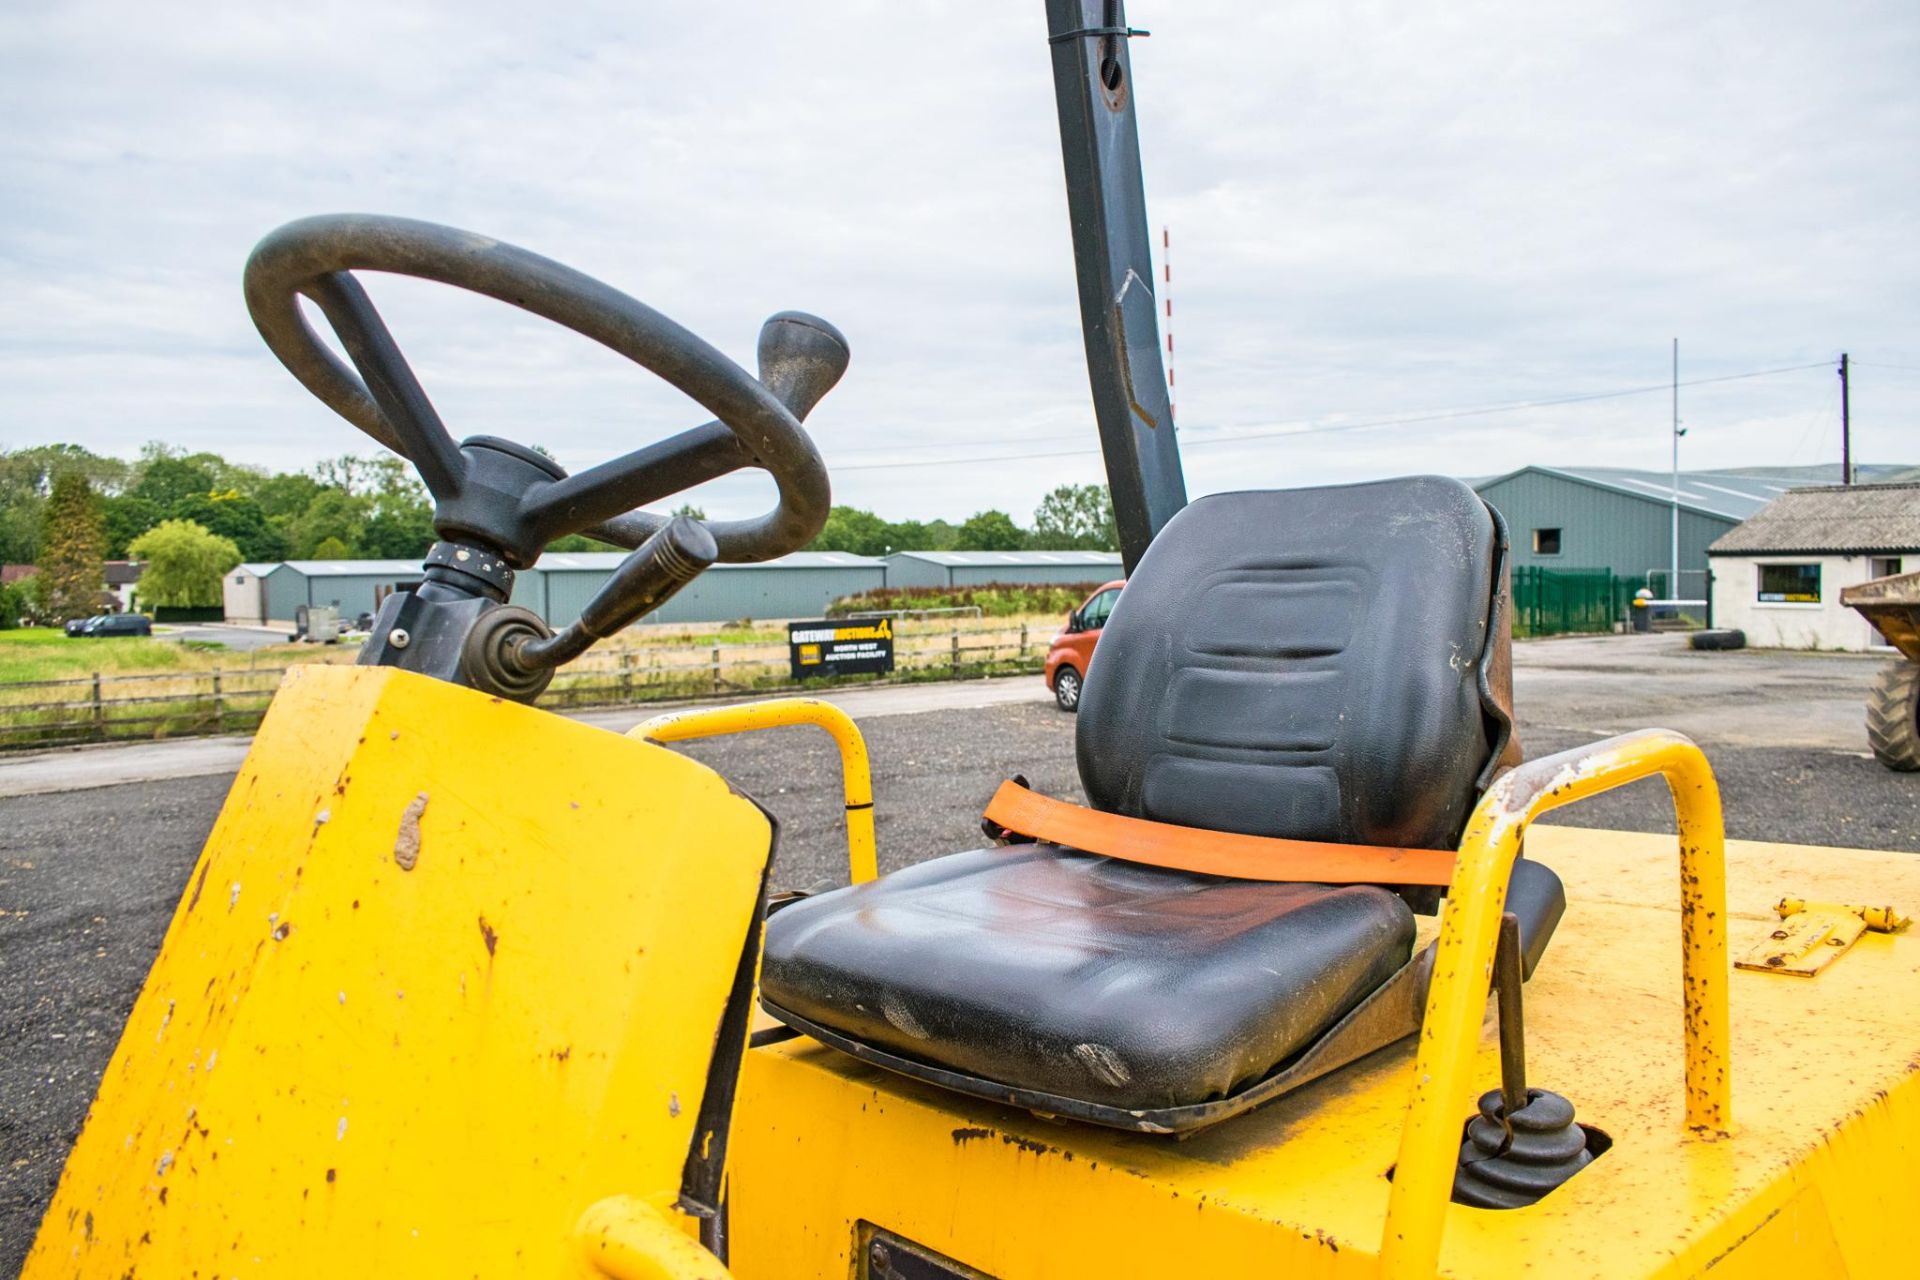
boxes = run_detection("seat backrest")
[1075,476,1512,850]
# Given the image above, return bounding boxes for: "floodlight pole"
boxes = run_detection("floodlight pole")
[1670,338,1680,600]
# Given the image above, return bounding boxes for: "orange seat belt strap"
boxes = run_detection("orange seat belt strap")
[982,781,1457,887]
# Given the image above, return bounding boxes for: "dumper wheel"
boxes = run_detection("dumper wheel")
[1866,659,1920,772]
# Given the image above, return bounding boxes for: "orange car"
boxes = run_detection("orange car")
[1043,579,1124,711]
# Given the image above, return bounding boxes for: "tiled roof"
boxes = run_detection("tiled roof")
[1709,484,1920,555]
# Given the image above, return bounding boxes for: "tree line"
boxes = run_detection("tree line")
[808,483,1117,555]
[0,440,1117,623]
[0,443,442,566]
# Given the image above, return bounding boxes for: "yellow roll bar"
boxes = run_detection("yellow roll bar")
[1381,728,1730,1279]
[631,698,878,884]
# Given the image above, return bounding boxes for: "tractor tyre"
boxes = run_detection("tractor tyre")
[1690,629,1746,651]
[1866,659,1920,772]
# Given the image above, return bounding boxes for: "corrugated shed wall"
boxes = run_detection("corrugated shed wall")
[294,573,424,620]
[263,569,424,622]
[881,557,952,588]
[261,568,305,623]
[508,570,549,618]
[1476,472,1736,584]
[947,565,1122,587]
[532,564,887,627]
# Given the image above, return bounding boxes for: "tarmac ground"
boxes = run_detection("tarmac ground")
[153,622,302,652]
[2,633,1915,1266]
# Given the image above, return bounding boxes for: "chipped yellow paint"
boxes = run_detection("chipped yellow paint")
[1384,729,1729,1277]
[632,698,877,884]
[728,822,1920,1279]
[27,672,1920,1278]
[26,664,770,1278]
[574,1196,733,1279]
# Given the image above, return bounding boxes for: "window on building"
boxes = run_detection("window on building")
[1870,557,1904,579]
[1757,563,1821,604]
[1531,528,1562,555]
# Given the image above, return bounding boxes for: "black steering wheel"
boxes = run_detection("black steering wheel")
[242,213,844,570]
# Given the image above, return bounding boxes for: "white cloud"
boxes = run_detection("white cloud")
[1,0,1914,526]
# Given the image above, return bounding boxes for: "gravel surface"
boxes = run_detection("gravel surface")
[4,658,1918,1266]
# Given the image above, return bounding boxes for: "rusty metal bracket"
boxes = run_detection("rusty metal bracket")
[1738,898,1909,977]
[1738,911,1867,977]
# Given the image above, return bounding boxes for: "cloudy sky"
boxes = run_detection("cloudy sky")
[3,0,1915,524]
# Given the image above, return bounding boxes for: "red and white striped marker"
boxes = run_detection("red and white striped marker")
[1161,225,1176,425]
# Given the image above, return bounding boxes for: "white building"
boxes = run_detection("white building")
[222,563,279,626]
[1708,484,1920,651]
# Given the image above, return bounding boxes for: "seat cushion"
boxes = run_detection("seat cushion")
[1076,477,1501,850]
[760,844,1415,1111]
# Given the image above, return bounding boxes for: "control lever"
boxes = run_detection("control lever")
[1451,913,1595,1207]
[461,517,716,700]
[521,517,717,669]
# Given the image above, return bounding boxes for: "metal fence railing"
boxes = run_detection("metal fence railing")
[1511,566,1651,638]
[0,621,1051,752]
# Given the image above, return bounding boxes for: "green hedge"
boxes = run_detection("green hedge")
[827,581,1108,619]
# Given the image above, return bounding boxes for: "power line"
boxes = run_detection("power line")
[832,359,1833,472]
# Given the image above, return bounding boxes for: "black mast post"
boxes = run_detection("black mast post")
[1046,0,1187,572]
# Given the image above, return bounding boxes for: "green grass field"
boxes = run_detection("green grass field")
[0,628,340,685]
[0,614,1056,750]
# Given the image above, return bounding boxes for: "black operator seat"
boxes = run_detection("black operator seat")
[758,476,1563,1131]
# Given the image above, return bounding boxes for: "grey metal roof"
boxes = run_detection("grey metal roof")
[1709,484,1920,555]
[1475,463,1917,522]
[884,550,1123,567]
[236,563,277,577]
[533,550,884,572]
[1477,466,1798,521]
[277,559,430,576]
[261,551,884,576]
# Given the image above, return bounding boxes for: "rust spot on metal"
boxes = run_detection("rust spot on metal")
[552,1046,572,1063]
[393,792,430,870]
[187,863,209,911]
[948,1125,1056,1157]
[478,915,498,955]
[325,1168,336,1183]
[272,921,292,942]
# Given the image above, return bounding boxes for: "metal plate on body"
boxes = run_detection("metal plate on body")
[863,1224,998,1280]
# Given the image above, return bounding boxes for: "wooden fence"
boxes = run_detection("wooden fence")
[0,622,1049,751]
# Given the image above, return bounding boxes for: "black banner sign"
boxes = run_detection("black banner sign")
[788,616,895,679]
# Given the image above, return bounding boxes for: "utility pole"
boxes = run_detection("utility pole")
[1839,352,1852,485]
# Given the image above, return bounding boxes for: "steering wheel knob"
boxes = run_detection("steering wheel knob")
[757,311,851,423]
